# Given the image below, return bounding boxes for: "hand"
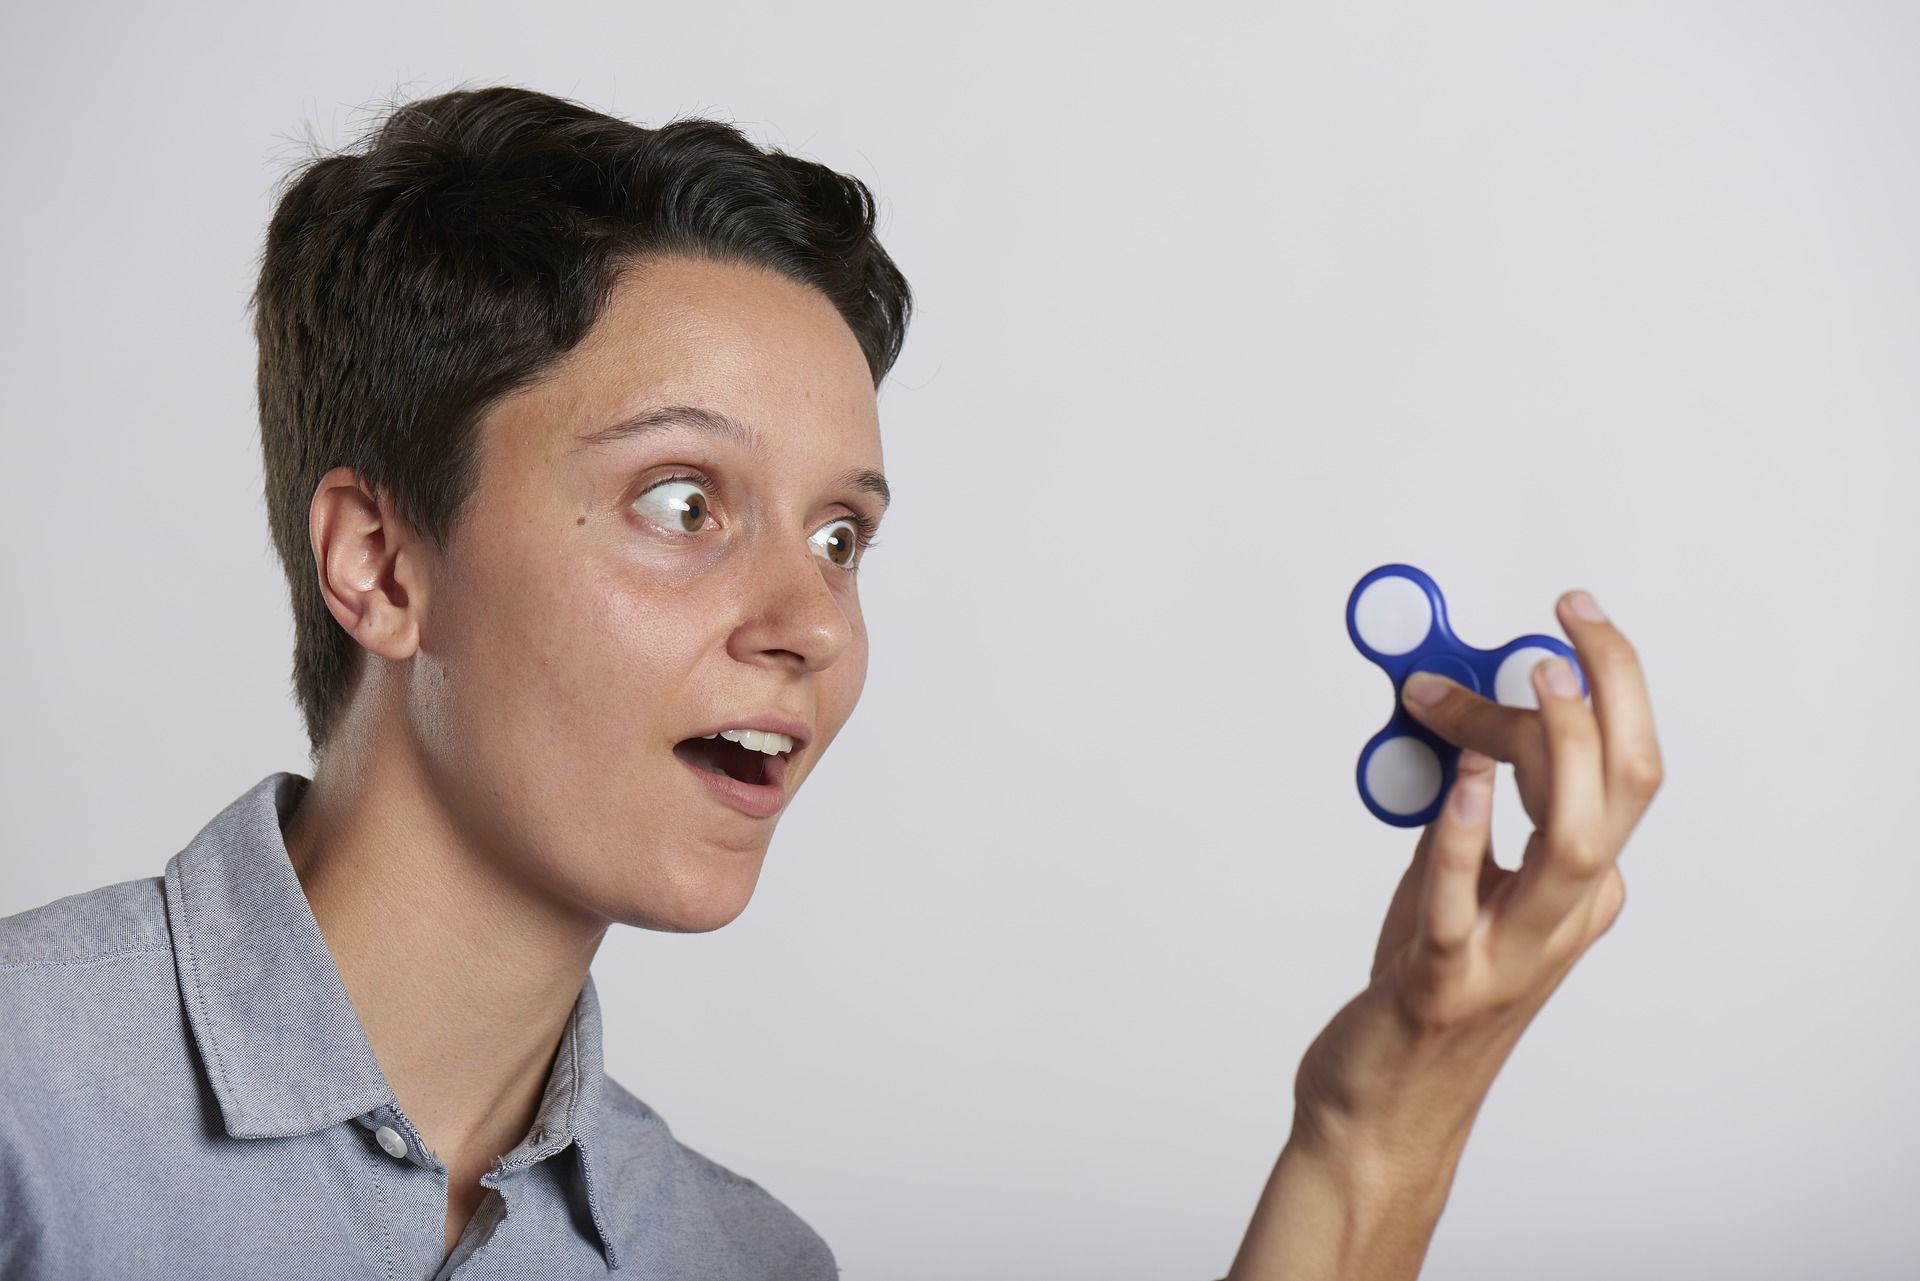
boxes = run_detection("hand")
[1291,589,1665,1163]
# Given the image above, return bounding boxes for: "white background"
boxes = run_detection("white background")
[3,3,1916,1277]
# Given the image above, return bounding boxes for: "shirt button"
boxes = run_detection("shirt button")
[375,1125,409,1160]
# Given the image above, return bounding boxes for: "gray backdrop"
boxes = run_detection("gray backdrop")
[3,2,1914,1277]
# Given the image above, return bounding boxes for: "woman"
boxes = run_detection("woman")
[0,84,1662,1279]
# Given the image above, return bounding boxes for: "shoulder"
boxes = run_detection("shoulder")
[0,875,171,971]
[596,1074,839,1278]
[0,876,186,1137]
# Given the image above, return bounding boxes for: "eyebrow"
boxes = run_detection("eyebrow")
[574,404,755,450]
[574,402,890,512]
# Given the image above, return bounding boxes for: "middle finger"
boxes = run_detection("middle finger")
[1504,655,1609,945]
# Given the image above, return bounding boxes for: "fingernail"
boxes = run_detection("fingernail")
[1451,775,1490,823]
[1565,590,1606,622]
[1537,657,1580,698]
[1404,674,1450,707]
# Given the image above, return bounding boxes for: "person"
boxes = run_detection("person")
[0,84,1664,1280]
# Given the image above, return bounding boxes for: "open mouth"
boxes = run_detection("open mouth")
[671,734,782,787]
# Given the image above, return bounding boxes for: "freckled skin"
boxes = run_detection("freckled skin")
[279,251,890,1264]
[394,254,883,934]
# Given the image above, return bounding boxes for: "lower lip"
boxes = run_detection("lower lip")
[675,749,791,819]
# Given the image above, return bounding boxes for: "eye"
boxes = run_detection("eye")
[632,476,714,534]
[808,517,868,569]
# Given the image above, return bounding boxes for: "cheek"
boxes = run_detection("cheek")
[427,538,709,760]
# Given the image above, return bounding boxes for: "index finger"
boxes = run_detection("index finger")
[1401,672,1538,766]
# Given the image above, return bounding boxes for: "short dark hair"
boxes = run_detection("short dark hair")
[250,84,913,764]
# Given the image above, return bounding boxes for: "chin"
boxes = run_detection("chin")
[630,895,755,935]
[618,849,767,934]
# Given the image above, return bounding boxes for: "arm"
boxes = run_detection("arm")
[1223,1122,1466,1281]
[1225,590,1664,1280]
[1224,978,1509,1281]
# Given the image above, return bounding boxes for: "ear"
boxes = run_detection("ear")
[308,466,427,662]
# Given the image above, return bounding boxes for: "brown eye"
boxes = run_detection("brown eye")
[808,518,861,568]
[633,478,712,534]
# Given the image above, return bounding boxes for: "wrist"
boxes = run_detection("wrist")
[1290,979,1515,1170]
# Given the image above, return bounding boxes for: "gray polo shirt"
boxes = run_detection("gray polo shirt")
[0,771,839,1279]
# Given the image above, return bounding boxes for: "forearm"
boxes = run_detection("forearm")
[1216,956,1528,1280]
[1222,1119,1470,1281]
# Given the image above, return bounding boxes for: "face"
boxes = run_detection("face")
[402,254,885,933]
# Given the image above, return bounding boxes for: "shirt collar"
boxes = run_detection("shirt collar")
[162,771,622,1269]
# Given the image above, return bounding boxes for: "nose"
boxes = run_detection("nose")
[724,533,856,673]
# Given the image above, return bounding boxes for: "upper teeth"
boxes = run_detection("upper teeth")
[702,728,795,756]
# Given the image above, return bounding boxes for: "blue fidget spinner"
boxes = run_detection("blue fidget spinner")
[1347,563,1588,827]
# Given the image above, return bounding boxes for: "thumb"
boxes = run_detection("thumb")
[1420,749,1498,958]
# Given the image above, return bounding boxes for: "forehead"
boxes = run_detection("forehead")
[511,253,882,467]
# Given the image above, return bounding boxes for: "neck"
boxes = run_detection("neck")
[281,704,609,1175]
